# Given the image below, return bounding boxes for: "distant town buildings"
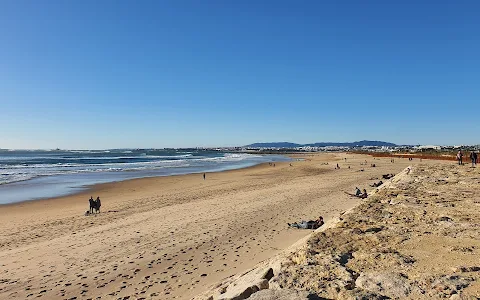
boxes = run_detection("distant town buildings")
[221,144,480,153]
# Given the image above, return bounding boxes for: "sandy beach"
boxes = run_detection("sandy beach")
[0,153,425,299]
[197,160,480,300]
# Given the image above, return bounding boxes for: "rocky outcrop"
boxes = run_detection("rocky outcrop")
[216,268,272,300]
[247,289,310,300]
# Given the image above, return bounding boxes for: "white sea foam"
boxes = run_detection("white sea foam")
[0,152,274,185]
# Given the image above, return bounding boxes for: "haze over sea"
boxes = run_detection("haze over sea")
[0,149,289,204]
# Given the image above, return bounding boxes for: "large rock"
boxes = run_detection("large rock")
[247,289,310,300]
[216,268,273,300]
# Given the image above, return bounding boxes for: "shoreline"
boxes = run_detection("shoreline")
[0,153,429,299]
[0,157,287,207]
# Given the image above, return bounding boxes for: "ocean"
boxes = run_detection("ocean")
[0,149,290,204]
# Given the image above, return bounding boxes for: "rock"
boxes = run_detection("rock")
[458,266,480,272]
[216,279,268,300]
[364,226,383,233]
[262,268,274,281]
[216,267,274,300]
[429,275,472,296]
[267,276,281,290]
[436,216,453,222]
[355,272,414,298]
[337,288,388,300]
[247,289,310,300]
[449,293,470,300]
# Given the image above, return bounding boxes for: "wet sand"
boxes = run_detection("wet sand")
[0,153,420,299]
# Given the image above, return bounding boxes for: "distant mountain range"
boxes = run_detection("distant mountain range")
[245,140,397,148]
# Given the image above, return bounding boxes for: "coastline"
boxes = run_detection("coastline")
[0,153,425,299]
[0,154,290,206]
[0,162,266,208]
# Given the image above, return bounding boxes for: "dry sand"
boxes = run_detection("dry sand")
[0,153,421,299]
[266,163,480,299]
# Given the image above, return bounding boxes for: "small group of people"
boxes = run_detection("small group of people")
[354,187,368,198]
[288,216,324,229]
[456,150,478,167]
[344,187,368,199]
[88,196,102,214]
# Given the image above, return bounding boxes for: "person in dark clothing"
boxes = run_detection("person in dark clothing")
[355,187,362,196]
[471,151,478,167]
[203,173,206,180]
[359,189,368,199]
[370,180,383,187]
[89,196,95,214]
[95,197,101,213]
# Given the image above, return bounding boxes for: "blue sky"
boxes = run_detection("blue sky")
[0,1,478,149]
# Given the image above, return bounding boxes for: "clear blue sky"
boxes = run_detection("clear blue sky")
[0,1,478,149]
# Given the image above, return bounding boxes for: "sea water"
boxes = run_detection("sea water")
[0,149,289,204]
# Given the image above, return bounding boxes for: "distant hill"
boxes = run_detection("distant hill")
[305,140,397,147]
[245,140,397,148]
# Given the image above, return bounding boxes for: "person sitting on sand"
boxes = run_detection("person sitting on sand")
[360,189,368,198]
[345,189,367,199]
[355,187,362,196]
[288,216,324,229]
[95,197,101,213]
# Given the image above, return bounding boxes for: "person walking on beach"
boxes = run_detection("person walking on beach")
[456,150,463,165]
[89,196,95,214]
[95,197,101,213]
[470,151,478,167]
[203,173,206,180]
